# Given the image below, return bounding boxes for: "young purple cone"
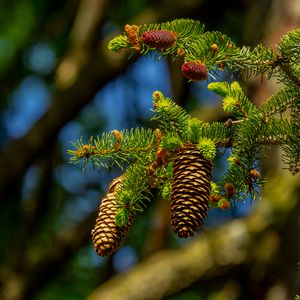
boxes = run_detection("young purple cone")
[170,144,212,238]
[141,30,176,49]
[91,177,133,256]
[181,61,208,81]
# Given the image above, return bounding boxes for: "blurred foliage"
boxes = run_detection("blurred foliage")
[0,1,36,71]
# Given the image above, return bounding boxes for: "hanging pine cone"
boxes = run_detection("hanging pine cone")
[91,177,133,256]
[170,144,212,238]
[141,30,176,49]
[181,61,208,81]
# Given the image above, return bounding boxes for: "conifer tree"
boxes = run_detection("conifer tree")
[68,19,300,256]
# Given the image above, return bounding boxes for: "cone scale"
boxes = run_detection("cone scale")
[170,144,212,238]
[91,177,133,256]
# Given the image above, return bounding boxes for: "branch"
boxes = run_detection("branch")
[55,0,110,90]
[0,211,96,300]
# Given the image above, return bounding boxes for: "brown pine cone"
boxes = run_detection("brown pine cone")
[91,177,133,256]
[170,144,212,238]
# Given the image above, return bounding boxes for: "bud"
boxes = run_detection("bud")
[181,61,208,81]
[112,130,123,150]
[177,48,186,57]
[152,90,163,102]
[209,194,221,203]
[76,144,95,158]
[217,62,225,69]
[227,42,234,49]
[249,169,260,180]
[219,199,230,210]
[155,128,163,146]
[210,43,219,54]
[224,182,235,198]
[156,148,169,165]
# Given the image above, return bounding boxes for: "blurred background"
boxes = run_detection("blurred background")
[0,0,299,299]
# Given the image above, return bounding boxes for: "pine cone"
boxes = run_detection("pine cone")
[170,144,212,238]
[181,61,208,81]
[91,177,133,256]
[141,30,176,49]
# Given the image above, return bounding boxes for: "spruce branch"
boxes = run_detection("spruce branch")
[272,28,300,88]
[109,19,300,85]
[69,18,300,255]
[196,121,231,146]
[278,28,300,60]
[229,44,278,78]
[68,128,156,169]
[259,86,298,117]
[183,31,237,66]
[277,60,300,89]
[151,90,190,140]
[109,19,205,60]
[222,149,264,202]
[282,116,300,174]
[114,159,154,218]
[256,118,291,145]
[208,81,257,117]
